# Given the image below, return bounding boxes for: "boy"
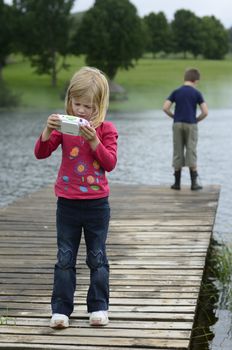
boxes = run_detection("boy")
[163,68,208,190]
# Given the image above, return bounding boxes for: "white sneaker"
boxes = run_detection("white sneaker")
[50,313,69,329]
[89,310,109,326]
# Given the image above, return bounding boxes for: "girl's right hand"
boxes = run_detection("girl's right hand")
[46,114,61,131]
[41,114,61,141]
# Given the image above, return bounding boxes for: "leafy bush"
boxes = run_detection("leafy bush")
[0,80,20,108]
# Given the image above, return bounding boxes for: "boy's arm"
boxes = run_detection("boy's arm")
[197,102,208,122]
[163,100,174,119]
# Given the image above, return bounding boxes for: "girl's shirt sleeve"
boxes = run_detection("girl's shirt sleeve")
[34,130,62,159]
[92,122,118,172]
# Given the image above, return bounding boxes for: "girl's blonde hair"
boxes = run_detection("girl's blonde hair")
[65,66,109,128]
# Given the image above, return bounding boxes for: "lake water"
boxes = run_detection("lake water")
[0,109,232,349]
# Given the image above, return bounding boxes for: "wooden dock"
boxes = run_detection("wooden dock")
[0,184,220,350]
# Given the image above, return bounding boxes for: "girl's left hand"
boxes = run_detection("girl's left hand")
[80,124,100,150]
[80,124,96,141]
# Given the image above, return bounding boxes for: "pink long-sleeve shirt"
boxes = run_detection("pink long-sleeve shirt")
[34,121,118,199]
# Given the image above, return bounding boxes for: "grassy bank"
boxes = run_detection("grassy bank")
[4,55,232,111]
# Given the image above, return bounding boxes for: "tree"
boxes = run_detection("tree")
[13,0,74,87]
[171,9,203,58]
[0,1,14,82]
[143,12,170,57]
[0,1,20,107]
[228,27,232,52]
[72,0,144,80]
[200,16,229,59]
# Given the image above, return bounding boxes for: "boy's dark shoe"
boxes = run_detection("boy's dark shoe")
[190,170,202,190]
[171,170,181,190]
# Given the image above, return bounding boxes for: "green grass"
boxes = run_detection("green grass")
[113,58,232,111]
[4,55,86,111]
[0,307,16,326]
[210,243,232,311]
[4,55,232,111]
[190,241,232,346]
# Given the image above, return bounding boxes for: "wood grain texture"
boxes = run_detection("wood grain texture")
[0,184,220,349]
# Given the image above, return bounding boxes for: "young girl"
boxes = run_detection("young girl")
[34,67,118,328]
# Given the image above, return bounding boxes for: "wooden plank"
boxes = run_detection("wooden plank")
[0,184,220,350]
[0,335,189,348]
[0,346,182,350]
[1,317,193,329]
[0,325,192,338]
[1,310,195,321]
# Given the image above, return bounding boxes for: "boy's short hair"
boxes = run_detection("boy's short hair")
[184,68,200,82]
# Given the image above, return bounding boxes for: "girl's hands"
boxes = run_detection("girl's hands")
[80,123,100,150]
[41,115,100,151]
[41,114,60,141]
[46,114,61,131]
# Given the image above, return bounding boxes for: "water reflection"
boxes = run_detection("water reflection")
[191,239,232,350]
[191,241,219,350]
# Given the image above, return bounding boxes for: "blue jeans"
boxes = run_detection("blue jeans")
[51,196,110,316]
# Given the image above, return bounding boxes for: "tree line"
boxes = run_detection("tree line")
[0,0,231,105]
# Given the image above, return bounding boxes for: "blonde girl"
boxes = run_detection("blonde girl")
[34,67,118,328]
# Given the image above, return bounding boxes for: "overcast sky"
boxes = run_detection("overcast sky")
[73,0,231,28]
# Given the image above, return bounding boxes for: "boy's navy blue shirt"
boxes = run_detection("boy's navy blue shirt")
[167,85,204,124]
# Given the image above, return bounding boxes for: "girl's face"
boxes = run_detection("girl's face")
[71,97,97,122]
